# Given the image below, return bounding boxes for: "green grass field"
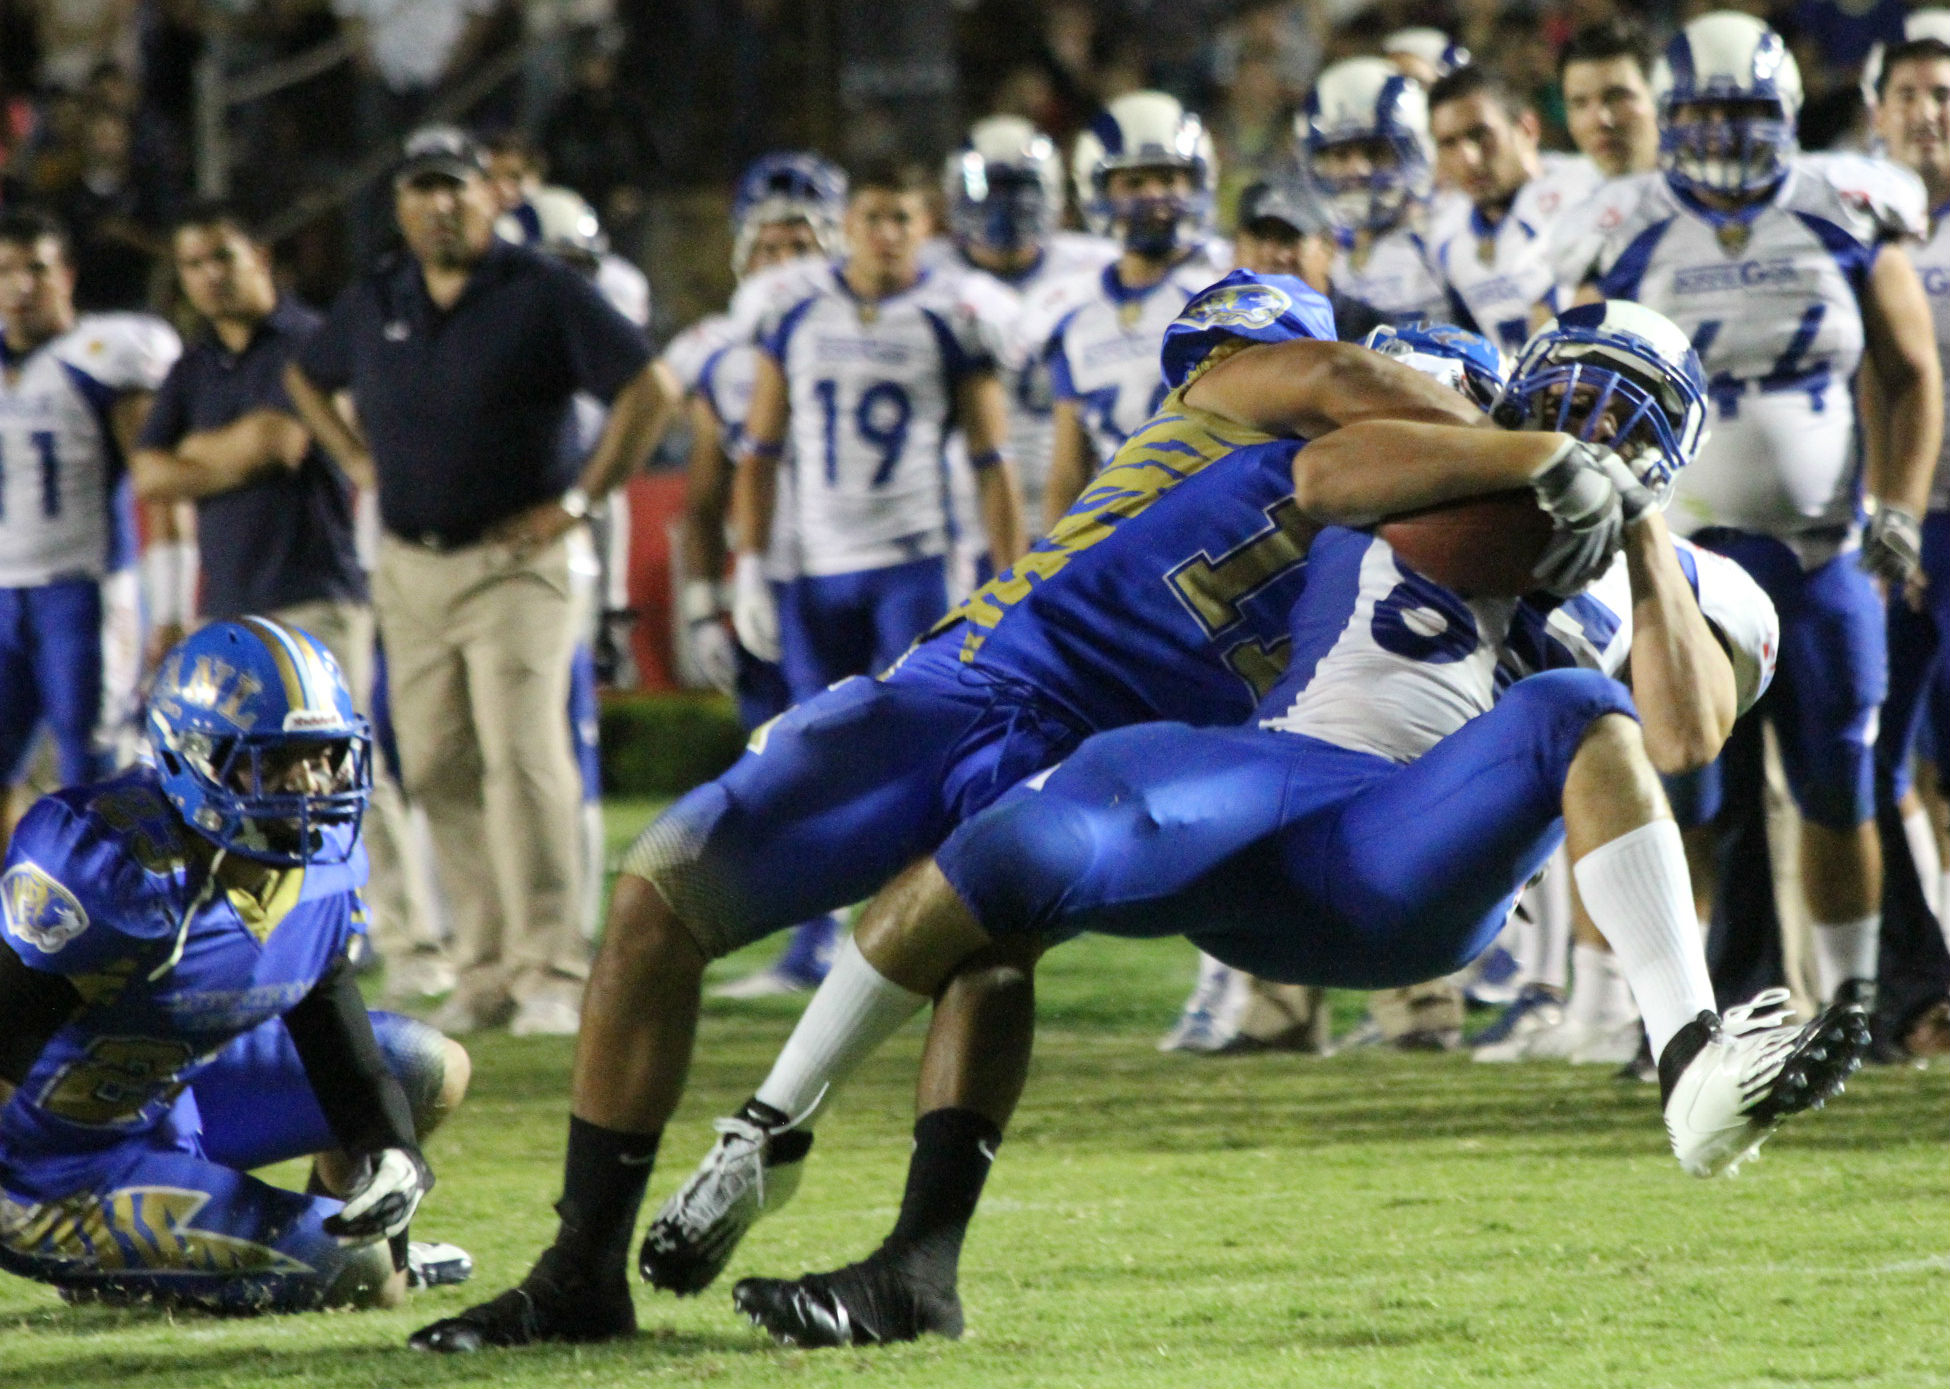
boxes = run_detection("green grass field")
[4,799,1950,1389]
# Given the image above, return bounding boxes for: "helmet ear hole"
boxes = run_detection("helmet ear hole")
[1491,398,1525,430]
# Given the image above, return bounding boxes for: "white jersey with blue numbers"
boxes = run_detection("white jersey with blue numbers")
[1332,221,1448,326]
[1037,243,1231,469]
[1905,203,1950,511]
[1553,155,1926,553]
[1432,153,1601,357]
[760,266,995,577]
[0,314,179,588]
[1258,529,1778,765]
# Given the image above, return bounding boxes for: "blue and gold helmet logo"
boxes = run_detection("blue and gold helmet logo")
[2,862,90,954]
[1179,282,1292,332]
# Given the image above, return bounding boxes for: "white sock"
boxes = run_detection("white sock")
[753,936,928,1122]
[1565,942,1635,1031]
[1810,913,1879,1002]
[1573,820,1716,1057]
[1535,847,1573,990]
[1902,806,1942,918]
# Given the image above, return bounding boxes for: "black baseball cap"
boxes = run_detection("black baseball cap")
[395,126,488,186]
[1237,179,1331,238]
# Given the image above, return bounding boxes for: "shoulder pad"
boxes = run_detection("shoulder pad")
[1522,155,1603,226]
[598,255,652,328]
[2,778,192,973]
[660,313,735,393]
[57,313,182,392]
[728,259,831,344]
[1800,152,1928,241]
[1548,173,1666,290]
[1160,270,1337,389]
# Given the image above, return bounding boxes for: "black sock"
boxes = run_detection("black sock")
[554,1116,660,1275]
[884,1108,1001,1284]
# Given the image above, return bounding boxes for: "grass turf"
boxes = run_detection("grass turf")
[3,798,1948,1389]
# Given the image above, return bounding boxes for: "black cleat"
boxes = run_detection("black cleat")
[407,1243,634,1352]
[731,1248,963,1348]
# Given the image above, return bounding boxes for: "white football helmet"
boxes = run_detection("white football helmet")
[1652,12,1801,200]
[1298,57,1432,234]
[1382,27,1469,79]
[1498,301,1709,504]
[1861,9,1950,109]
[495,184,603,256]
[1071,90,1216,254]
[945,115,1064,255]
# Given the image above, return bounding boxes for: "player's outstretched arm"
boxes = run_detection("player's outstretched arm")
[1620,510,1741,775]
[1183,338,1485,439]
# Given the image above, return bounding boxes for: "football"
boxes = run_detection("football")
[1374,490,1556,598]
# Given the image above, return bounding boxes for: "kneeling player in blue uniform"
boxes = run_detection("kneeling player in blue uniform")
[410,271,1627,1353]
[0,618,470,1312]
[720,304,1873,1347]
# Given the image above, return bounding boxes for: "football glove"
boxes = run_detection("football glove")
[1529,438,1627,596]
[682,579,738,694]
[322,1147,433,1245]
[1861,502,1923,588]
[732,553,780,663]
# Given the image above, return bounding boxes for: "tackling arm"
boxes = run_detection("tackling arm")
[1182,338,1486,439]
[1291,420,1567,526]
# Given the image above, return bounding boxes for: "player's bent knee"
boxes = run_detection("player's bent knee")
[323,1242,406,1310]
[433,1037,471,1126]
[615,791,747,961]
[938,796,1096,938]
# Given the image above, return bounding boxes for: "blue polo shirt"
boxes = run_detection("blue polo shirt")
[138,298,368,618]
[296,240,652,547]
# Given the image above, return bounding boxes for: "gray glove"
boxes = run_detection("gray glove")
[1861,502,1923,587]
[1529,438,1628,596]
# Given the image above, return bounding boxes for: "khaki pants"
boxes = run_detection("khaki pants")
[268,598,440,967]
[374,535,587,1012]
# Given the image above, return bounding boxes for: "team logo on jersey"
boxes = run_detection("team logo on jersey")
[1179,282,1292,333]
[1715,223,1752,255]
[2,862,90,954]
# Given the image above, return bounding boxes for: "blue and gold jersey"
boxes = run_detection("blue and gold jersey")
[923,272,1335,730]
[0,767,366,1174]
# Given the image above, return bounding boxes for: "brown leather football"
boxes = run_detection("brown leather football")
[1373,490,1556,598]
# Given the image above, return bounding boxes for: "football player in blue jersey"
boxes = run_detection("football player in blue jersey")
[407,271,1523,1354]
[724,303,1872,1350]
[0,617,472,1311]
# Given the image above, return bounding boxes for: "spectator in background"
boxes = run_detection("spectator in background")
[283,128,675,1036]
[129,201,453,1005]
[1559,19,1660,179]
[52,98,176,308]
[30,0,141,92]
[336,0,502,144]
[1210,43,1296,227]
[538,25,655,237]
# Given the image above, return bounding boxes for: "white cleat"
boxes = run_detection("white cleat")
[639,1091,823,1295]
[1658,988,1871,1178]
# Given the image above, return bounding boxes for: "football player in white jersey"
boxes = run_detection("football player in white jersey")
[1559,11,1943,1013]
[940,116,1116,547]
[0,208,179,846]
[1037,90,1230,523]
[1865,37,1950,1050]
[730,158,1024,708]
[1427,66,1602,358]
[1300,56,1450,330]
[669,152,852,999]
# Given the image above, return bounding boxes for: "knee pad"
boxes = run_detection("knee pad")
[615,787,747,960]
[369,1012,452,1124]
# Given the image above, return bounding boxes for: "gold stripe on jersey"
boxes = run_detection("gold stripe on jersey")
[932,387,1263,663]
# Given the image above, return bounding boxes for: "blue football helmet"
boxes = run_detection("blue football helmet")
[1071,90,1216,255]
[1653,13,1802,202]
[147,618,372,866]
[1300,57,1432,234]
[1361,321,1505,409]
[731,152,847,276]
[945,115,1064,256]
[1496,302,1709,505]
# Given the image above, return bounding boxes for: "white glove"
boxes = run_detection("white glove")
[731,554,780,663]
[321,1147,433,1245]
[1862,502,1924,587]
[682,579,739,694]
[1529,438,1627,597]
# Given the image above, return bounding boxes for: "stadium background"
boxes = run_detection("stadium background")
[0,0,1916,781]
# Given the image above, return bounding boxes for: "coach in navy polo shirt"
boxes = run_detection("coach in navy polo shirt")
[131,201,450,1000]
[285,126,674,1036]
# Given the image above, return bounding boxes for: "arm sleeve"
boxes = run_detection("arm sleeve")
[294,284,366,391]
[0,945,81,1087]
[283,953,420,1156]
[134,358,192,450]
[552,265,654,402]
